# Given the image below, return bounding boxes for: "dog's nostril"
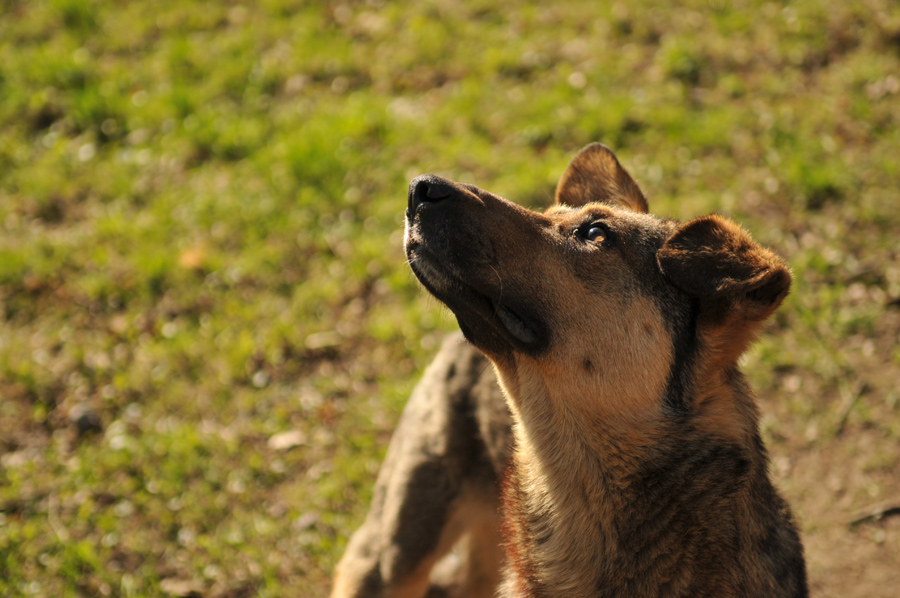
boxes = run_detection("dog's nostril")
[409,175,455,215]
[412,179,432,204]
[425,182,452,200]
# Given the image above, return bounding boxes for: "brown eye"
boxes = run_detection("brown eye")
[586,226,607,242]
[583,221,613,243]
[577,221,614,246]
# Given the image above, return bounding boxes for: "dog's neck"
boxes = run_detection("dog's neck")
[494,360,769,598]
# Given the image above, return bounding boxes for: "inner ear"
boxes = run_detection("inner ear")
[555,143,649,213]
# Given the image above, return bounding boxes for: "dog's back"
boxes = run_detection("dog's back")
[330,334,511,598]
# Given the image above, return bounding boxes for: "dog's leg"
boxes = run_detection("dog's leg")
[331,485,470,598]
[331,335,506,598]
[427,483,504,598]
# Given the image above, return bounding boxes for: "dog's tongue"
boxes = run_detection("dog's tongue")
[497,305,538,344]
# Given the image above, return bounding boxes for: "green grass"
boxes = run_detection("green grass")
[1,0,899,596]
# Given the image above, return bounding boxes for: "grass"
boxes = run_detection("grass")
[1,0,899,596]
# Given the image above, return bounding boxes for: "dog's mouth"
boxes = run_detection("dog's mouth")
[407,247,547,354]
[495,303,539,345]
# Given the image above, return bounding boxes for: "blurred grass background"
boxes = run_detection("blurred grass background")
[1,0,899,596]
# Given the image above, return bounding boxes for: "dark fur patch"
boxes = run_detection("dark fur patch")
[662,296,700,414]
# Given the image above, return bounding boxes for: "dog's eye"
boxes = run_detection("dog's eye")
[581,222,612,245]
[586,226,606,242]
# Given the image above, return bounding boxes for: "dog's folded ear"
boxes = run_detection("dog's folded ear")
[658,215,791,322]
[555,143,649,213]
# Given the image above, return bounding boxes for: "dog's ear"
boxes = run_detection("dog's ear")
[555,143,649,213]
[657,215,791,322]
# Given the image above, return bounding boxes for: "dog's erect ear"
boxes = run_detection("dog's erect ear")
[555,143,649,213]
[657,215,791,321]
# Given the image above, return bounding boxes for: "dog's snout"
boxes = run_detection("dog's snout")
[408,175,456,216]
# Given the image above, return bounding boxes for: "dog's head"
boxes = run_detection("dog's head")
[404,144,790,426]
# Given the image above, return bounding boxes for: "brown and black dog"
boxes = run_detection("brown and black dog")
[331,144,807,598]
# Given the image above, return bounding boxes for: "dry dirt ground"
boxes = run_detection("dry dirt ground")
[758,268,900,597]
[765,328,900,596]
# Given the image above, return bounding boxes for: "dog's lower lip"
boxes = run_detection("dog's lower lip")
[496,303,539,345]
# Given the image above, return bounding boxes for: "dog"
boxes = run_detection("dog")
[331,143,808,598]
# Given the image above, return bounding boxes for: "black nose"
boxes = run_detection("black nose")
[408,175,455,217]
